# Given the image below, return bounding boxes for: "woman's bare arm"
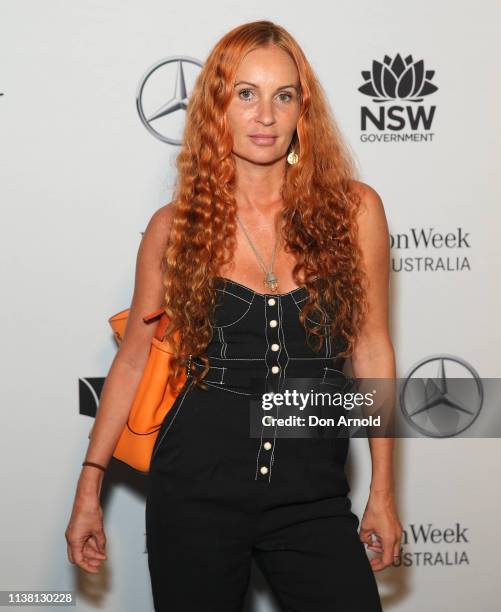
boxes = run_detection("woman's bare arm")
[78,203,175,500]
[349,181,402,571]
[351,181,396,491]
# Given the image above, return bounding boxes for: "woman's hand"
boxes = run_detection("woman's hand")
[358,489,403,571]
[65,494,108,574]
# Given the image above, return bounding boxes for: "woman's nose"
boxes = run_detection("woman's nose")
[255,98,275,125]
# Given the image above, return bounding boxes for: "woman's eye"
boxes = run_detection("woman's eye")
[239,89,254,101]
[238,90,294,103]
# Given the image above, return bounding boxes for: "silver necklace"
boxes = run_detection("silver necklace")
[235,212,281,292]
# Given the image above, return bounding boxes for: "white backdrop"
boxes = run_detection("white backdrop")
[1,1,500,610]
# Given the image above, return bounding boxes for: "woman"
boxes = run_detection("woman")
[65,20,402,611]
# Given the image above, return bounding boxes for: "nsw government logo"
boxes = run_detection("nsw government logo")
[358,53,438,143]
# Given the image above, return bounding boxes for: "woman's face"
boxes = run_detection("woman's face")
[226,44,301,165]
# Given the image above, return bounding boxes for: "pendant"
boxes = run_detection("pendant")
[264,271,279,293]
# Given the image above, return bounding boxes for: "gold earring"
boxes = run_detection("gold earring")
[287,149,299,165]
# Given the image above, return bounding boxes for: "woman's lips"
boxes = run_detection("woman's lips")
[248,135,278,146]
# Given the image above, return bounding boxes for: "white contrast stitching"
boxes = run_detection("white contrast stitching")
[278,294,290,383]
[255,295,271,481]
[217,327,228,359]
[201,380,253,396]
[214,293,256,328]
[216,288,252,304]
[324,366,345,376]
[321,366,348,388]
[291,293,332,327]
[288,356,333,360]
[192,363,228,385]
[208,357,266,361]
[151,380,194,459]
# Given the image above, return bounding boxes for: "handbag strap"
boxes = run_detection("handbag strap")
[142,308,170,341]
[142,307,192,368]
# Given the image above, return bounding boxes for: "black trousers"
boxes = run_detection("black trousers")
[145,379,382,611]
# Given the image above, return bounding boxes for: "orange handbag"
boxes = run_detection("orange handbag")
[92,306,188,474]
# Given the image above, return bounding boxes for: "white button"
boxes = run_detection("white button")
[267,298,276,306]
[260,466,269,475]
[269,319,278,327]
[271,343,280,351]
[263,441,272,450]
[271,365,280,374]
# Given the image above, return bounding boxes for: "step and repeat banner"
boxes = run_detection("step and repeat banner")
[1,1,499,610]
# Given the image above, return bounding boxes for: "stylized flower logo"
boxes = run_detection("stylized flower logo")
[358,53,438,103]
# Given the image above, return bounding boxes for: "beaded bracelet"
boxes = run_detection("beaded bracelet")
[82,461,107,472]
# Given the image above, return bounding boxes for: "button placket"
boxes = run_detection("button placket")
[256,293,284,482]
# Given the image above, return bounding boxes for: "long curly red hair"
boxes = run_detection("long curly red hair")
[161,20,369,393]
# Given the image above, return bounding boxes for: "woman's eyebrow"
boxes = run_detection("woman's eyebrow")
[234,80,298,91]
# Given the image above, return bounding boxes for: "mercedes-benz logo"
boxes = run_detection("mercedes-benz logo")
[136,56,203,145]
[400,355,483,437]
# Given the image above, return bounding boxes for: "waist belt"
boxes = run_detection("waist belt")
[190,356,348,394]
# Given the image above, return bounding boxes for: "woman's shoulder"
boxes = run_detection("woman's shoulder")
[348,180,389,251]
[348,180,384,210]
[138,201,177,265]
[146,200,176,230]
[348,180,387,227]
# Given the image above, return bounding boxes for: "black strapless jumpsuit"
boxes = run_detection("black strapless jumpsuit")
[145,277,382,611]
